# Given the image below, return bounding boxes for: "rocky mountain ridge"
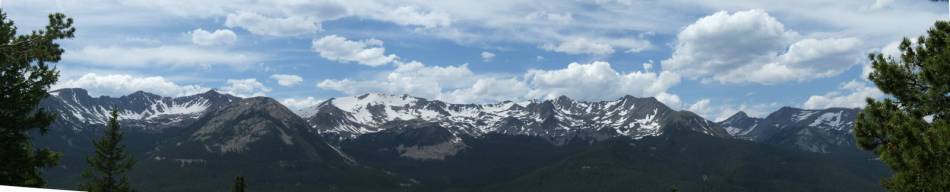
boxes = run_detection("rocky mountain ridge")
[718,107,860,153]
[302,93,728,144]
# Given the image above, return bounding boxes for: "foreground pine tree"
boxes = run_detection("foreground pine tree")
[231,176,246,192]
[0,9,74,187]
[79,108,135,192]
[856,21,950,191]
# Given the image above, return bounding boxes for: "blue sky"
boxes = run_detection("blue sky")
[3,0,946,120]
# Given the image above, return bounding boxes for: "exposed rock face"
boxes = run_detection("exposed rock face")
[42,88,238,132]
[152,97,344,162]
[397,139,468,161]
[718,107,860,153]
[720,111,763,140]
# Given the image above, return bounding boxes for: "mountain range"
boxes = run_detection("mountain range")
[32,88,888,191]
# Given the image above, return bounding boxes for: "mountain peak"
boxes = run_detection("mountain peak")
[727,111,749,120]
[620,95,637,100]
[619,95,661,104]
[196,89,239,98]
[201,89,222,95]
[125,90,161,99]
[236,96,283,107]
[356,92,410,100]
[778,106,803,112]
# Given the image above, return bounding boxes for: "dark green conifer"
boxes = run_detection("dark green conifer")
[857,21,950,192]
[231,176,246,192]
[0,9,74,187]
[79,108,135,192]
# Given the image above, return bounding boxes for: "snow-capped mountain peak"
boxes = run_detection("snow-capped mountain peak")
[717,107,860,153]
[302,94,729,143]
[719,111,761,138]
[42,88,239,131]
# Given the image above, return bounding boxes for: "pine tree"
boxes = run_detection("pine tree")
[856,21,950,191]
[79,108,135,192]
[0,9,74,187]
[231,176,246,192]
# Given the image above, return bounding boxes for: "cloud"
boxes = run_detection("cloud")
[870,0,896,10]
[190,28,237,46]
[53,73,208,97]
[803,80,885,109]
[270,74,303,87]
[318,61,681,105]
[525,61,680,102]
[481,51,495,62]
[375,6,452,28]
[311,35,399,66]
[64,45,262,68]
[221,78,272,97]
[642,60,654,72]
[662,10,863,84]
[688,99,712,118]
[280,97,323,111]
[540,36,651,55]
[317,61,477,100]
[542,38,614,55]
[443,78,532,103]
[225,11,320,36]
[527,11,574,25]
[275,0,349,20]
[686,98,782,121]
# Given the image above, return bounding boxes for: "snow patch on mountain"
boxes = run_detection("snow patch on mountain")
[792,110,819,122]
[809,111,843,128]
[304,94,725,142]
[43,88,237,132]
[56,93,210,125]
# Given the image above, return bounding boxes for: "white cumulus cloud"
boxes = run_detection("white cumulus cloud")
[312,35,399,66]
[318,61,681,106]
[190,28,237,46]
[481,51,495,62]
[270,74,303,87]
[376,6,452,28]
[685,98,782,121]
[221,78,272,98]
[525,61,680,103]
[317,61,477,100]
[54,73,208,97]
[280,97,323,111]
[662,9,863,85]
[803,80,885,109]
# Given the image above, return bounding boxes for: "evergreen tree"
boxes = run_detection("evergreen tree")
[856,21,950,191]
[0,9,74,187]
[79,108,135,192]
[231,176,246,192]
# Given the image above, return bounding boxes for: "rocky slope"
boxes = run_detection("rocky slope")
[41,88,238,132]
[301,93,729,145]
[134,97,414,191]
[718,107,860,153]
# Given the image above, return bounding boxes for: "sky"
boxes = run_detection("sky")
[2,0,946,121]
